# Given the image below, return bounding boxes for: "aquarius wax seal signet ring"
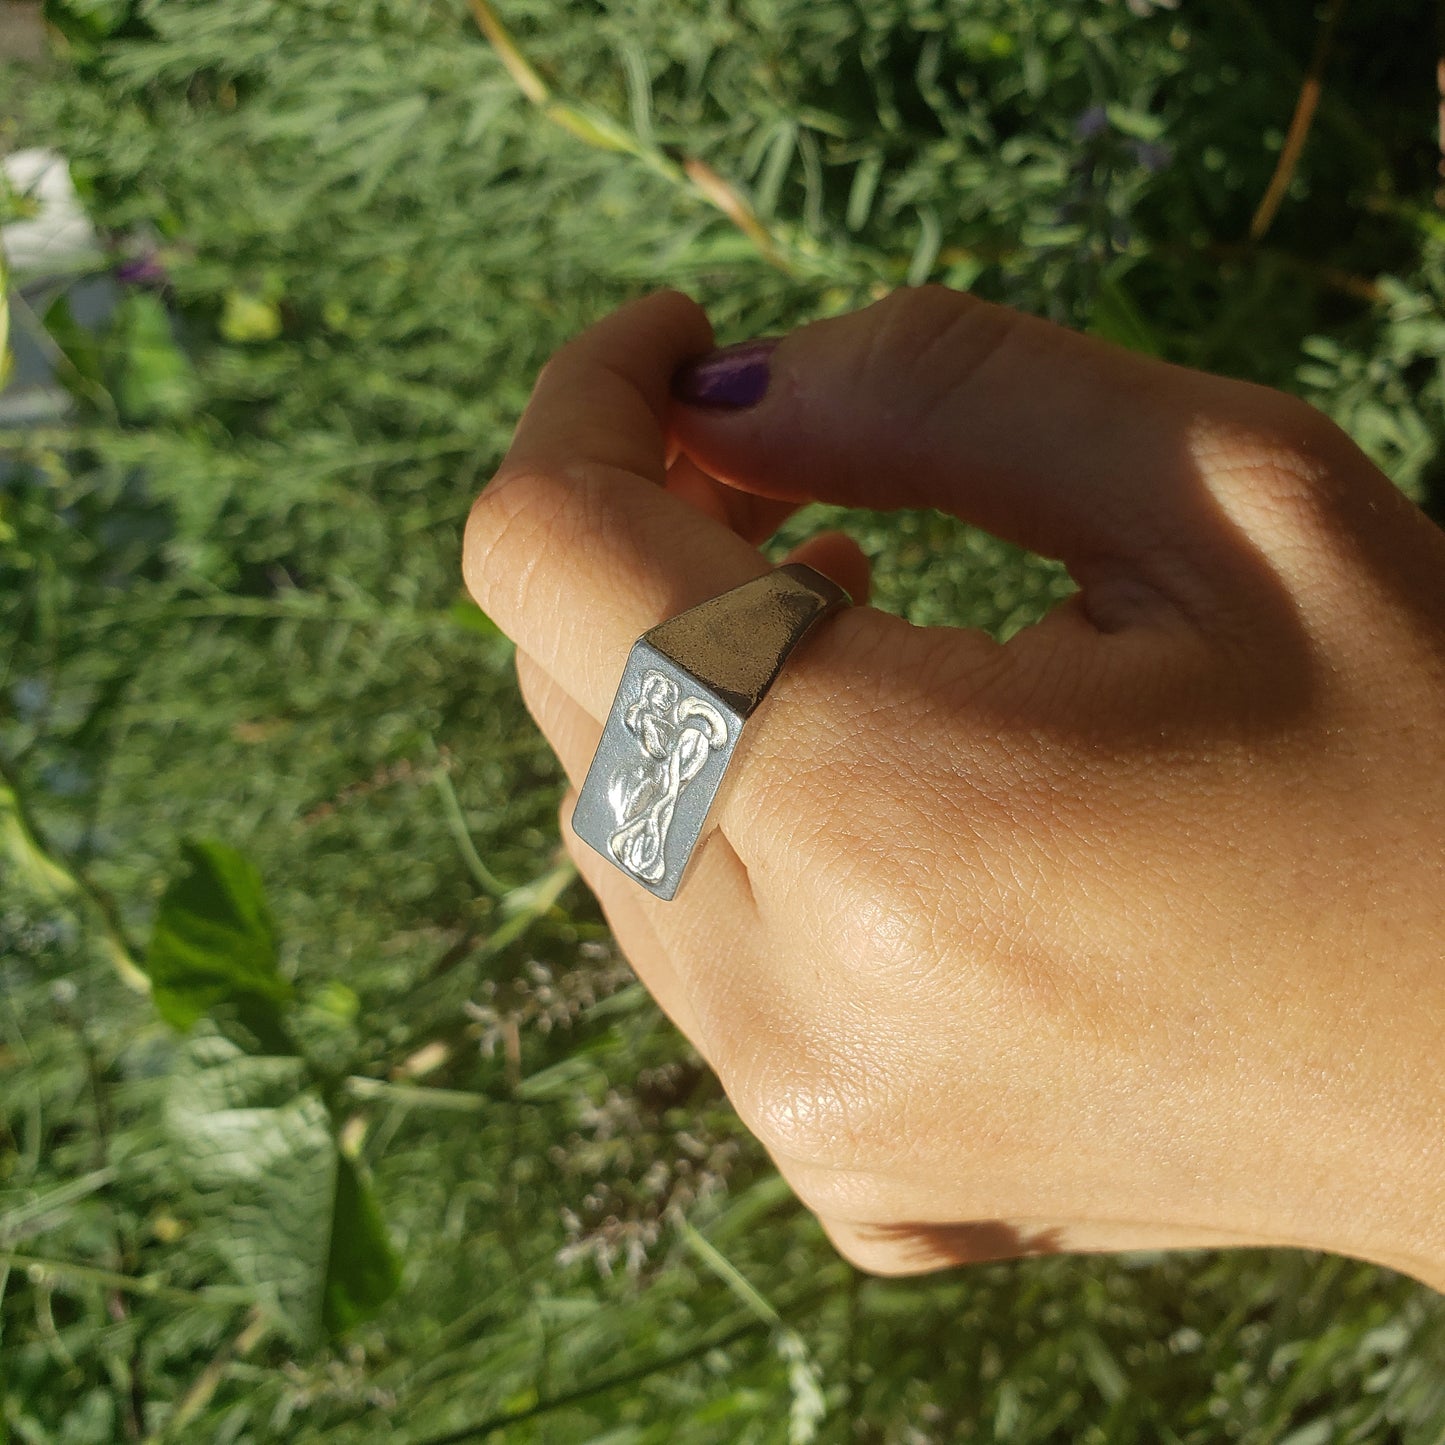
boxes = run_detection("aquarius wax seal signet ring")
[571,563,851,900]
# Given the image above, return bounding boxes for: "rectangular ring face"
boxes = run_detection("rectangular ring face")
[571,641,745,901]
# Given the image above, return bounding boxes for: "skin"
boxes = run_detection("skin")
[462,286,1445,1289]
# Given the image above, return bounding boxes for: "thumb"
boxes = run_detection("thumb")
[670,287,1302,632]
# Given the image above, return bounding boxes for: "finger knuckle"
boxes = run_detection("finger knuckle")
[869,283,977,342]
[725,1029,896,1168]
[808,849,953,1000]
[1191,388,1374,542]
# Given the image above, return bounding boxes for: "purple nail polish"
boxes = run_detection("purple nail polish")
[672,338,777,408]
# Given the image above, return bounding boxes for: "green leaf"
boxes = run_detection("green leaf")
[906,208,942,287]
[1088,271,1163,357]
[846,153,883,233]
[109,292,198,421]
[219,290,283,344]
[167,1035,399,1344]
[447,594,505,640]
[166,1037,335,1341]
[322,1155,402,1335]
[0,771,80,908]
[43,292,106,392]
[306,979,360,1025]
[145,839,290,1033]
[754,122,797,219]
[1104,102,1166,142]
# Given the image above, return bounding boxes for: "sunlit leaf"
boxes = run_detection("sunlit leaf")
[166,1035,399,1344]
[219,290,283,344]
[0,771,79,908]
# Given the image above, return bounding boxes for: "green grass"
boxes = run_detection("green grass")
[5,0,1445,1439]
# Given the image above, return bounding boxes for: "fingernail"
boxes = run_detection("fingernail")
[672,338,777,408]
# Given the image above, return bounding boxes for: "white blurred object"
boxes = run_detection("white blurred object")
[2,147,100,273]
[0,149,104,419]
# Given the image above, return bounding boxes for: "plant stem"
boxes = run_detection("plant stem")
[0,1253,255,1309]
[1437,0,1445,207]
[343,1076,506,1113]
[427,748,508,898]
[464,0,795,273]
[485,858,576,955]
[677,1218,781,1327]
[1248,0,1349,241]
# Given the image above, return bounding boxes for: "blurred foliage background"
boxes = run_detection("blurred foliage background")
[5,0,1445,1440]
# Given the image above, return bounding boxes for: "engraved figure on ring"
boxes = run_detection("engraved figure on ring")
[607,670,728,882]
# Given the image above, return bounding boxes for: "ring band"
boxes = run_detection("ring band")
[571,563,850,900]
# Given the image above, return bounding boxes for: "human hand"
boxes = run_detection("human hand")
[462,287,1445,1288]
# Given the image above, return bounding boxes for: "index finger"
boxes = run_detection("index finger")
[462,290,776,723]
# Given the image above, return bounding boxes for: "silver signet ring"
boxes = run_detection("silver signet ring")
[571,563,850,900]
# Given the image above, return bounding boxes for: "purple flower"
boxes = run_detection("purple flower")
[1074,105,1110,141]
[114,251,169,288]
[1132,140,1172,175]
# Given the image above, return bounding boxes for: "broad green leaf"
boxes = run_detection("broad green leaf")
[167,1035,398,1344]
[145,839,290,1032]
[166,1036,336,1341]
[322,1155,402,1335]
